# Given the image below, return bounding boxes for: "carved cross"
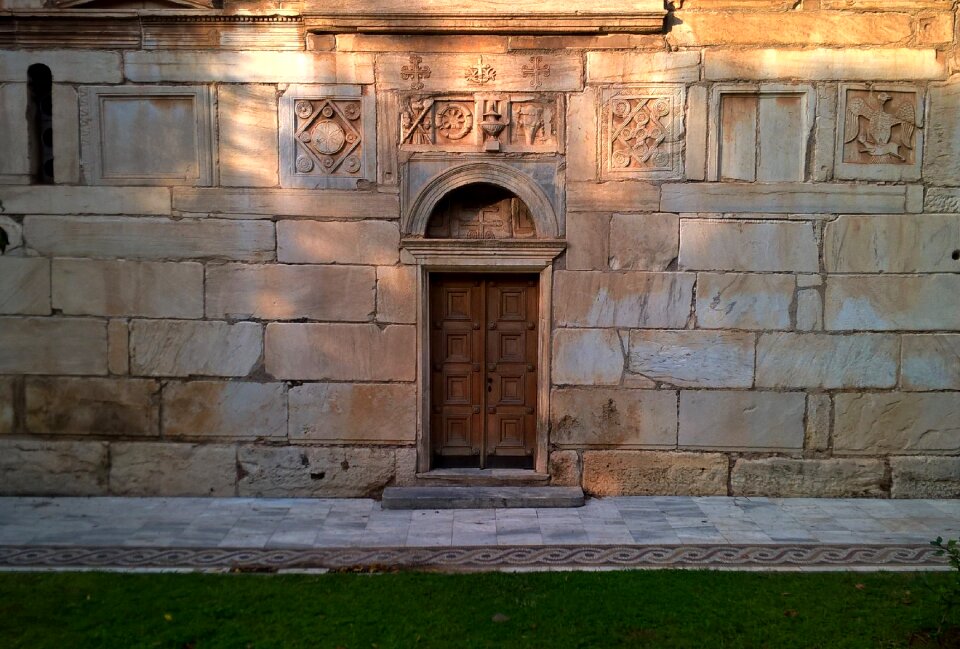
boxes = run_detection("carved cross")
[522,56,550,89]
[400,55,431,90]
[465,56,497,86]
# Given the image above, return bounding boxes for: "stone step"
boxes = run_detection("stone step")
[381,486,585,510]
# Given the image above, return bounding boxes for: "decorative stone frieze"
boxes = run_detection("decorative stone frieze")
[600,85,684,180]
[378,54,583,92]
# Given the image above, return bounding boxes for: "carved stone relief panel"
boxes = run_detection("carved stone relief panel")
[835,83,924,182]
[79,85,214,186]
[600,85,685,180]
[426,184,537,239]
[379,54,583,93]
[279,84,376,189]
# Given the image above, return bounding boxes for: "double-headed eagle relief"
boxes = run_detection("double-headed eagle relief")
[843,89,918,165]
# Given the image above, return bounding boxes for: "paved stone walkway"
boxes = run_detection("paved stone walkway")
[0,496,956,571]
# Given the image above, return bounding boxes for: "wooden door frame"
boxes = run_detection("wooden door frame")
[402,239,566,475]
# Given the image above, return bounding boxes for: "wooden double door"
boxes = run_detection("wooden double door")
[430,274,539,469]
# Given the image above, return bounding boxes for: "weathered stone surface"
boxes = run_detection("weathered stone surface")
[53,259,203,319]
[680,220,819,272]
[376,266,417,324]
[0,440,108,496]
[902,335,960,390]
[218,84,279,188]
[289,383,416,442]
[549,450,581,487]
[663,182,908,213]
[731,458,886,498]
[110,442,236,497]
[705,48,946,81]
[238,445,396,497]
[0,84,30,179]
[124,51,374,84]
[0,378,13,435]
[685,85,708,181]
[206,264,375,321]
[696,273,794,330]
[891,456,960,499]
[834,393,960,454]
[567,182,660,212]
[266,323,415,381]
[628,331,754,388]
[551,329,624,386]
[130,320,262,377]
[0,318,106,375]
[551,388,676,447]
[26,377,159,436]
[796,289,824,332]
[163,381,286,440]
[565,213,609,271]
[806,394,832,453]
[554,271,695,328]
[825,215,960,273]
[586,51,700,83]
[52,84,80,184]
[565,88,599,182]
[0,50,122,83]
[394,447,418,486]
[25,216,275,262]
[609,213,679,271]
[582,450,728,497]
[812,83,838,181]
[511,34,666,50]
[108,320,129,375]
[173,188,399,219]
[2,186,170,215]
[756,333,898,389]
[825,275,960,331]
[680,391,805,450]
[337,33,510,52]
[924,81,960,185]
[925,188,960,213]
[0,258,50,315]
[277,220,400,265]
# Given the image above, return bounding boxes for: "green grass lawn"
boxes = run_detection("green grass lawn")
[0,570,957,648]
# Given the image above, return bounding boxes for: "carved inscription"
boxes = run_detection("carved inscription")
[293,98,364,177]
[602,85,684,180]
[843,88,918,165]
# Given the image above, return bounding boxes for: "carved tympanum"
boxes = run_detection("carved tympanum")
[426,184,537,240]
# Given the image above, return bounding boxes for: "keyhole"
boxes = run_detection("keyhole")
[487,377,493,393]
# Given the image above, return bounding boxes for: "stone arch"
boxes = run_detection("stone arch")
[404,162,560,238]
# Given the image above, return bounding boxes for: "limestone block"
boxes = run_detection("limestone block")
[25,377,159,436]
[812,83,837,182]
[173,188,400,219]
[891,456,960,499]
[805,394,831,453]
[825,275,960,331]
[337,34,510,53]
[162,381,285,440]
[586,51,700,84]
[0,378,13,435]
[377,53,582,92]
[0,258,50,315]
[277,220,400,265]
[510,34,666,51]
[730,458,886,498]
[110,442,236,497]
[663,183,908,214]
[834,392,960,454]
[549,450,581,487]
[0,317,106,375]
[680,391,805,451]
[554,271,694,328]
[206,264,375,321]
[130,320,262,378]
[0,84,30,178]
[756,333,898,389]
[609,213,679,271]
[680,220,818,272]
[704,49,946,81]
[394,447,418,486]
[924,81,960,186]
[565,213,609,271]
[0,50,122,83]
[825,215,960,273]
[566,88,599,182]
[0,440,108,496]
[238,445,396,497]
[124,51,374,84]
[582,450,728,497]
[24,216,275,262]
[902,335,960,390]
[53,259,203,319]
[551,388,676,448]
[796,290,824,332]
[925,188,960,213]
[108,320,129,375]
[551,329,624,386]
[218,84,279,187]
[376,265,417,324]
[695,273,793,330]
[51,84,80,184]
[628,331,754,388]
[288,383,416,442]
[567,182,660,213]
[1,186,171,215]
[266,323,415,381]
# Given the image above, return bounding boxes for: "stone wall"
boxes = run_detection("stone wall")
[0,0,958,498]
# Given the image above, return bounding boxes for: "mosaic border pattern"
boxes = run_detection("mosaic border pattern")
[0,544,946,571]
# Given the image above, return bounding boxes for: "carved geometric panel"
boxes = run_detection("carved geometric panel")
[426,186,537,240]
[835,83,924,182]
[79,85,213,186]
[279,84,375,189]
[601,84,685,180]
